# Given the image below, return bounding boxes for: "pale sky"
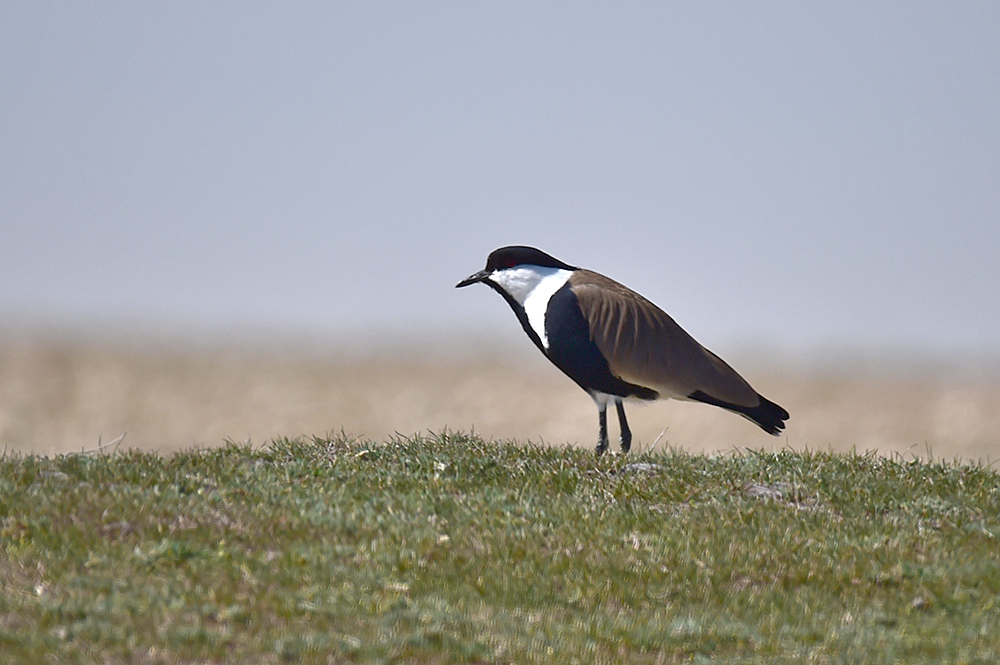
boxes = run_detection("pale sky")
[3,3,998,358]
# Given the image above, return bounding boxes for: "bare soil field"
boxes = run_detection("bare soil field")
[2,331,998,461]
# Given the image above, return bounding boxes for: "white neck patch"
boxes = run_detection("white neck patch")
[489,266,572,349]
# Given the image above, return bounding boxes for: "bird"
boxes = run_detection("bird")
[456,245,789,455]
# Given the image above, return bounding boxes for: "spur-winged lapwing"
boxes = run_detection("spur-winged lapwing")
[457,245,789,455]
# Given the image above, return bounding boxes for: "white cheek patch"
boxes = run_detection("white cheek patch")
[489,267,572,349]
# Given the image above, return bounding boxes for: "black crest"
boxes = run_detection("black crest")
[483,246,579,273]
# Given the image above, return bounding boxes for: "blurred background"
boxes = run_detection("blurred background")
[3,4,998,458]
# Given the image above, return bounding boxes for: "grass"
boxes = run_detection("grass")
[2,431,999,664]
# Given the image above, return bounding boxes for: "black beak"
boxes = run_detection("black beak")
[456,270,490,288]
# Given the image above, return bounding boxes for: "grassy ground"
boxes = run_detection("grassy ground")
[2,432,999,664]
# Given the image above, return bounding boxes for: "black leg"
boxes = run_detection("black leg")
[596,403,609,456]
[616,399,632,453]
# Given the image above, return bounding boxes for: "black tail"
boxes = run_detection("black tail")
[688,390,789,436]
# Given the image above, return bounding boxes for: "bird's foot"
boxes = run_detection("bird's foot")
[619,432,632,454]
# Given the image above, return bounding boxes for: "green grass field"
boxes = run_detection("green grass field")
[2,432,999,664]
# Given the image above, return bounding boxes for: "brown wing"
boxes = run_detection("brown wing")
[569,270,761,408]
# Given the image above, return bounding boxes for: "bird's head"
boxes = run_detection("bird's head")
[456,246,577,290]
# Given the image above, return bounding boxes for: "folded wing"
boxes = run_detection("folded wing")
[569,270,761,409]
